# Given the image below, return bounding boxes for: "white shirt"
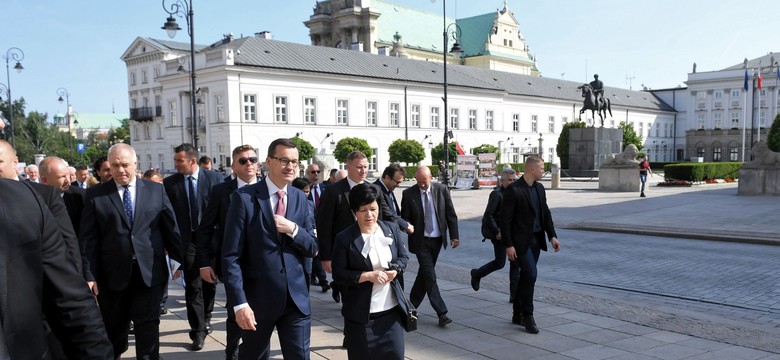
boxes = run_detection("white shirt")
[361,227,399,313]
[114,178,138,215]
[420,189,441,237]
[346,176,362,189]
[236,175,257,189]
[184,171,199,199]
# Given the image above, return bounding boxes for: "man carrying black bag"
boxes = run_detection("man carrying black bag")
[470,168,520,302]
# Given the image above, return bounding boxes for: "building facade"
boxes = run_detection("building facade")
[122,34,676,173]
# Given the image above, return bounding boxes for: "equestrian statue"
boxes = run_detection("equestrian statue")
[577,74,612,126]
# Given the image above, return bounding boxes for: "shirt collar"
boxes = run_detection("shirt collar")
[265,176,287,195]
[346,176,362,189]
[115,177,137,191]
[237,176,257,188]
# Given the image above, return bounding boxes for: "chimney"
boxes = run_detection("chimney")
[350,42,363,52]
[256,31,272,39]
[223,33,234,42]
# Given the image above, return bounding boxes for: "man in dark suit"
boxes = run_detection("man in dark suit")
[471,168,519,301]
[500,156,561,334]
[80,143,182,359]
[222,138,318,359]
[163,143,223,350]
[401,165,459,326]
[0,179,114,360]
[304,162,330,292]
[72,164,90,189]
[374,164,413,235]
[38,156,88,275]
[195,144,258,360]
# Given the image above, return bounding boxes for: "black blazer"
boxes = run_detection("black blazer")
[332,221,409,324]
[193,178,238,274]
[63,185,86,236]
[307,181,328,207]
[400,182,459,254]
[163,168,223,250]
[373,179,409,231]
[80,179,181,290]
[481,186,505,243]
[315,178,392,260]
[0,179,113,359]
[29,181,82,274]
[499,176,557,255]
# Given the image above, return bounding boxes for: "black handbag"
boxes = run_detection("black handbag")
[391,280,417,332]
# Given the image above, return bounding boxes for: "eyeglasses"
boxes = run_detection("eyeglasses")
[237,157,258,165]
[392,178,403,185]
[309,170,321,174]
[270,156,300,168]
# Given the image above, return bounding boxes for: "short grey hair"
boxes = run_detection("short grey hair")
[501,168,516,179]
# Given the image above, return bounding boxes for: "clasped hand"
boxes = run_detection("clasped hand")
[274,214,296,234]
[366,269,397,285]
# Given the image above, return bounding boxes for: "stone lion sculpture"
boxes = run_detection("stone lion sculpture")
[603,144,640,167]
[743,141,780,168]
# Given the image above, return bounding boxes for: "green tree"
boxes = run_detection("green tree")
[767,113,780,152]
[334,137,373,163]
[431,142,457,164]
[619,121,644,155]
[15,111,61,163]
[556,121,587,169]
[471,144,500,162]
[108,118,131,145]
[290,136,316,161]
[388,139,425,165]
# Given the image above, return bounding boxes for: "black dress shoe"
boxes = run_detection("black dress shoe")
[128,322,134,335]
[470,269,480,291]
[521,314,539,334]
[438,314,452,326]
[512,314,523,325]
[331,284,340,303]
[342,336,348,348]
[206,322,213,334]
[320,281,331,293]
[160,306,168,315]
[192,335,205,351]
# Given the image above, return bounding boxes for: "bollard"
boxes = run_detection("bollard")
[551,163,561,189]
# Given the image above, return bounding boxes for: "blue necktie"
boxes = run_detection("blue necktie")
[188,175,199,231]
[122,185,134,226]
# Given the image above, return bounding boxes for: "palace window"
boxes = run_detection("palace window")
[274,96,288,124]
[367,101,377,126]
[337,99,349,125]
[431,106,440,128]
[468,109,477,130]
[304,97,317,125]
[449,108,459,129]
[243,94,256,122]
[389,102,400,127]
[411,104,421,127]
[531,115,538,132]
[512,114,519,132]
[485,110,494,130]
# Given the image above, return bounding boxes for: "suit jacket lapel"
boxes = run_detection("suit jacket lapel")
[107,180,131,229]
[378,221,398,261]
[133,179,147,229]
[255,180,278,239]
[350,225,372,269]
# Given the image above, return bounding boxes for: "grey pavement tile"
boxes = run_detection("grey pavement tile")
[644,330,693,343]
[578,316,631,329]
[558,344,629,360]
[601,354,657,360]
[526,354,577,360]
[534,304,576,316]
[454,314,518,336]
[445,352,494,359]
[556,311,602,323]
[686,345,778,360]
[533,313,576,328]
[758,355,780,360]
[470,303,513,317]
[421,327,518,353]
[637,343,707,360]
[603,335,666,352]
[570,328,634,344]
[544,322,602,337]
[480,344,553,360]
[609,323,658,336]
[443,306,491,321]
[676,337,733,352]
[405,342,473,359]
[405,333,448,349]
[504,331,595,353]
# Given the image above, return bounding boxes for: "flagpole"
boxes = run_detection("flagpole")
[757,66,762,143]
[742,68,748,162]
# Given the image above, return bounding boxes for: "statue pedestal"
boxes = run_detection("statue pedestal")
[738,168,780,195]
[598,167,640,192]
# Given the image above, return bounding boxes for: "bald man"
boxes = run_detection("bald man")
[40,156,89,270]
[80,143,182,358]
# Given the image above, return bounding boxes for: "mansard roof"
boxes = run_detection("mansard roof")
[221,37,674,112]
[372,0,455,53]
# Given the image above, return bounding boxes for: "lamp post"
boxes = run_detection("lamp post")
[57,87,74,162]
[0,83,8,140]
[442,0,463,187]
[3,47,24,148]
[162,0,199,151]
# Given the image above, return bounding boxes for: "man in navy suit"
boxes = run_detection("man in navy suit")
[80,143,182,359]
[304,162,330,292]
[163,143,224,350]
[373,164,414,235]
[195,144,258,359]
[222,138,318,360]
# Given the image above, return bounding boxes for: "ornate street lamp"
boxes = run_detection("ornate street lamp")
[441,0,462,187]
[162,0,199,150]
[57,87,74,162]
[3,47,24,148]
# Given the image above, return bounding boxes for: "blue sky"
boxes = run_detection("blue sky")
[3,0,778,120]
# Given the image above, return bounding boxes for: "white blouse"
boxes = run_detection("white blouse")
[361,227,400,313]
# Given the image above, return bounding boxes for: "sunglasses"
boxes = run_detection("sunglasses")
[237,157,258,165]
[309,170,322,174]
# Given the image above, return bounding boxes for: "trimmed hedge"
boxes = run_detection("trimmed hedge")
[402,163,552,180]
[663,162,741,181]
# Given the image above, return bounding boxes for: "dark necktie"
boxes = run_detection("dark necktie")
[276,190,286,216]
[122,185,134,226]
[389,191,399,214]
[423,190,434,235]
[313,186,320,209]
[188,175,199,230]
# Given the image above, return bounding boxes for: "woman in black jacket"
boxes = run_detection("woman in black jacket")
[332,183,410,360]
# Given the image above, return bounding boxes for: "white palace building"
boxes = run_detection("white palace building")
[121,0,775,173]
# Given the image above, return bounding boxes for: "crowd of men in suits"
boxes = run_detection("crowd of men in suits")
[0,133,560,360]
